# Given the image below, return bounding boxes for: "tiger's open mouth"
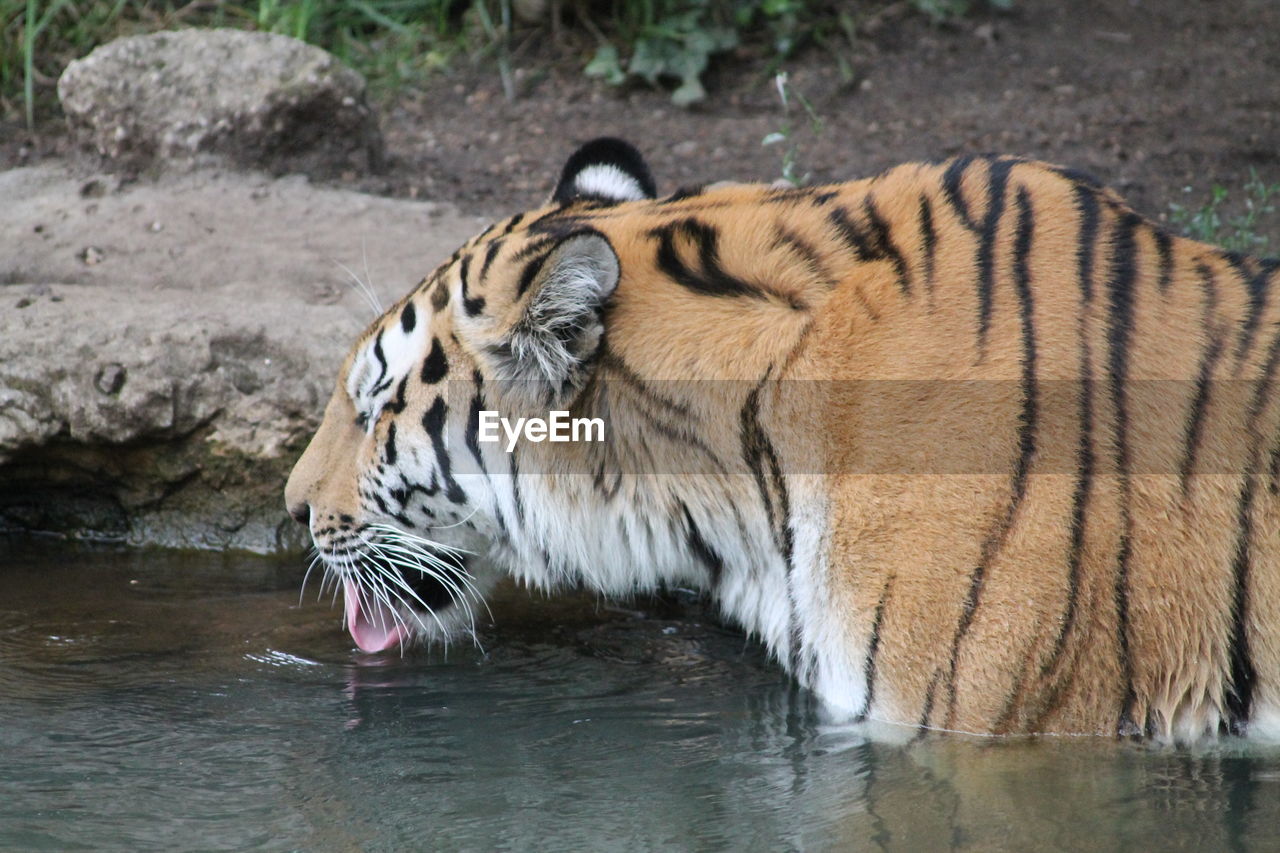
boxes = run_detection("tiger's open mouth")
[311,524,481,653]
[341,564,455,652]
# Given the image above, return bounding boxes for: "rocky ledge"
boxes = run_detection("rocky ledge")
[0,166,486,552]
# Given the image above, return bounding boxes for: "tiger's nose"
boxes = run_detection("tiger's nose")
[287,502,310,527]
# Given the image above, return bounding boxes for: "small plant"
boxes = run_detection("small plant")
[584,2,739,107]
[761,71,822,186]
[1169,170,1280,254]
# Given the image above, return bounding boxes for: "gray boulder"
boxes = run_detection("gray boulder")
[0,166,487,552]
[57,28,384,174]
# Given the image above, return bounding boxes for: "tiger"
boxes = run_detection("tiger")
[285,137,1280,741]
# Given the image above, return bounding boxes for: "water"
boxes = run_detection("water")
[3,539,1280,852]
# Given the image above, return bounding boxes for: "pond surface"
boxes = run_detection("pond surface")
[3,538,1280,852]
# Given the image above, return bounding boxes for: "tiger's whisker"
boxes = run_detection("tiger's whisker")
[367,542,479,632]
[371,537,491,618]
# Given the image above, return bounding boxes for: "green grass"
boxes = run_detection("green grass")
[2,0,1017,127]
[1169,170,1280,255]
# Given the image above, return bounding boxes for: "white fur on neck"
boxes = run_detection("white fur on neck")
[452,435,853,695]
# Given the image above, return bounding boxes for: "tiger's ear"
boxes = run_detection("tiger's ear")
[470,232,619,402]
[551,137,657,204]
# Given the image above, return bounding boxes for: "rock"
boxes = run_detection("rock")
[57,28,384,175]
[0,165,488,552]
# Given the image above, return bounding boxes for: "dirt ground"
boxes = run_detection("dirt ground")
[6,0,1280,230]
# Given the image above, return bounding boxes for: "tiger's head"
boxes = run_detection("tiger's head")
[284,138,658,652]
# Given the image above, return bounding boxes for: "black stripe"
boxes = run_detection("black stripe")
[1105,209,1142,734]
[480,239,504,280]
[858,577,893,721]
[512,236,559,262]
[509,448,525,527]
[1270,439,1280,497]
[973,159,1016,352]
[664,184,705,202]
[773,227,834,287]
[400,474,440,500]
[1227,471,1261,734]
[384,421,398,465]
[916,671,942,736]
[917,195,937,296]
[1074,184,1100,304]
[941,155,979,230]
[459,255,485,316]
[863,196,911,294]
[422,397,466,504]
[938,156,1016,351]
[740,380,793,567]
[1041,337,1093,684]
[526,205,580,233]
[593,458,623,501]
[1011,187,1040,489]
[1048,165,1106,192]
[597,353,727,469]
[400,301,417,333]
[464,391,488,475]
[501,212,525,236]
[992,656,1034,733]
[1225,329,1280,732]
[944,184,1039,726]
[827,206,878,263]
[420,337,448,384]
[651,218,765,300]
[369,332,389,392]
[1154,228,1174,294]
[516,250,551,298]
[600,350,694,420]
[431,281,450,311]
[1034,186,1103,703]
[1179,263,1224,496]
[1233,257,1279,368]
[385,375,409,414]
[681,502,725,588]
[764,186,817,204]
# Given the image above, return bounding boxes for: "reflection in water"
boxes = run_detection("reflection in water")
[2,538,1279,851]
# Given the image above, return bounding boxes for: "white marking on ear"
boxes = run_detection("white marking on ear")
[573,164,649,203]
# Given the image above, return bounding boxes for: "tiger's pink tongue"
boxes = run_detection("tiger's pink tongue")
[343,580,409,652]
